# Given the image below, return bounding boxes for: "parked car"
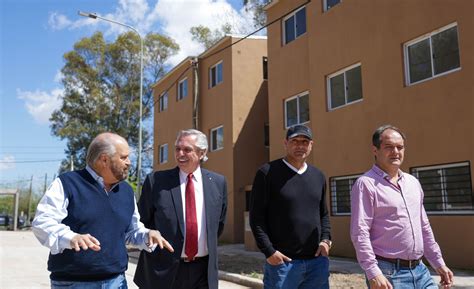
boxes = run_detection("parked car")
[0,214,27,228]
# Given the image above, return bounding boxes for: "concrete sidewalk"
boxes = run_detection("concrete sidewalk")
[0,231,250,289]
[217,244,474,289]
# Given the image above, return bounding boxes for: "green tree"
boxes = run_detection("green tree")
[244,0,267,29]
[190,1,268,49]
[51,31,179,181]
[190,24,232,50]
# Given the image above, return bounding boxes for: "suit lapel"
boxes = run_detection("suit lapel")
[170,167,185,235]
[202,169,216,235]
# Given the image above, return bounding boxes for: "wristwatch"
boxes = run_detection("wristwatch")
[320,239,332,249]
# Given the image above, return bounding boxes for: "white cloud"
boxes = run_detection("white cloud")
[0,155,15,171]
[48,12,73,30]
[48,0,256,66]
[17,88,63,125]
[54,70,63,83]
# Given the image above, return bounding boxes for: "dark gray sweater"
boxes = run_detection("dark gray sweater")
[249,158,331,259]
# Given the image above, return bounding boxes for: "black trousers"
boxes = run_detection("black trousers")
[172,256,209,289]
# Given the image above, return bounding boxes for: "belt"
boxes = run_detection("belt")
[376,255,421,269]
[180,255,209,263]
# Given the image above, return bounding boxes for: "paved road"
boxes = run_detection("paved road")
[0,231,250,289]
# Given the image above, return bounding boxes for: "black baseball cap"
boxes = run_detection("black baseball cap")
[286,125,313,140]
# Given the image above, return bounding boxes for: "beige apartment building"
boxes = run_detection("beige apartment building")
[264,0,473,269]
[152,36,268,243]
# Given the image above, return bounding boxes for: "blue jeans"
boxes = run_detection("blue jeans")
[367,260,437,289]
[263,256,329,289]
[51,273,127,289]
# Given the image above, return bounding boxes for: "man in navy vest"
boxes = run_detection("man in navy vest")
[33,132,174,288]
[134,129,228,289]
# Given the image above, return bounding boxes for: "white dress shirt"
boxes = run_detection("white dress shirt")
[282,158,308,174]
[179,167,208,258]
[32,166,151,255]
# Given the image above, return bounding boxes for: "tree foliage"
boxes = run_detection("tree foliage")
[190,1,267,49]
[51,31,179,179]
[190,24,232,50]
[244,0,267,29]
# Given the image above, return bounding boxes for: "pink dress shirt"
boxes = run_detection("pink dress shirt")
[350,165,446,280]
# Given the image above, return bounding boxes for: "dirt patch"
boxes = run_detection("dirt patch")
[218,254,366,288]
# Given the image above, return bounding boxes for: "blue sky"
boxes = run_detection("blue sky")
[0,0,251,188]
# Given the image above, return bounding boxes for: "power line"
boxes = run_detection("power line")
[0,159,63,164]
[147,0,311,111]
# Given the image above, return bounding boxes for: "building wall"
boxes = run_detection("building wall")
[231,38,269,242]
[266,0,474,269]
[198,38,235,241]
[152,38,268,243]
[153,59,195,170]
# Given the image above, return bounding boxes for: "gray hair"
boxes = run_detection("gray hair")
[86,133,124,167]
[372,125,406,148]
[175,129,209,162]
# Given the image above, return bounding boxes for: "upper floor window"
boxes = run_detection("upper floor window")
[159,143,168,164]
[210,126,224,151]
[283,6,306,45]
[411,162,473,213]
[285,92,309,128]
[209,61,223,88]
[327,63,362,110]
[330,174,361,215]
[178,78,188,100]
[159,92,168,112]
[324,0,341,11]
[404,23,460,85]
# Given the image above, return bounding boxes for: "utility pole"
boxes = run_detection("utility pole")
[70,155,74,171]
[43,173,48,195]
[26,175,33,226]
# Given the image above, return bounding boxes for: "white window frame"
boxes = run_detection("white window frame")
[327,63,363,111]
[284,91,309,128]
[323,0,341,12]
[210,125,224,152]
[411,162,473,214]
[282,6,306,45]
[159,92,168,112]
[209,61,223,88]
[159,143,168,164]
[404,22,461,86]
[177,78,188,100]
[330,174,361,216]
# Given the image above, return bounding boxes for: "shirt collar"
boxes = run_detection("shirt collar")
[282,158,308,175]
[371,164,404,181]
[86,165,119,191]
[179,166,202,183]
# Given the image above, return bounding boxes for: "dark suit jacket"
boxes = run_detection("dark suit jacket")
[133,167,227,289]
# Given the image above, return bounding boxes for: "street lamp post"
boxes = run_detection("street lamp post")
[78,11,144,195]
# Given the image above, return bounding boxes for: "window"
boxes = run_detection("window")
[324,0,341,11]
[327,64,363,110]
[404,23,460,85]
[411,162,473,213]
[159,92,168,112]
[285,92,309,128]
[178,78,188,100]
[263,57,268,80]
[209,61,223,88]
[264,123,269,147]
[330,174,361,215]
[159,144,168,164]
[283,6,306,44]
[210,126,224,151]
